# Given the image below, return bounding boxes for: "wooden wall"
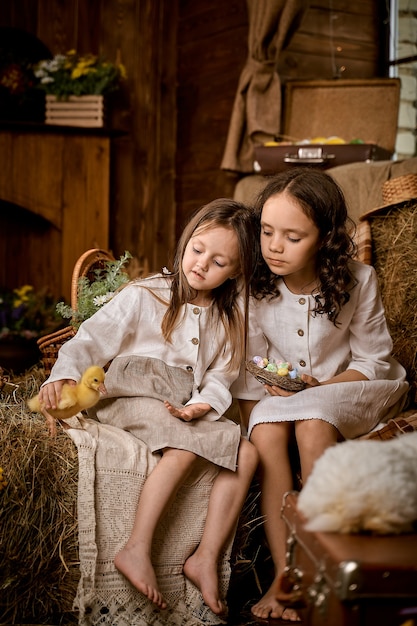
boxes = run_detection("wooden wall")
[175,0,388,235]
[278,0,388,81]
[0,0,388,298]
[175,0,248,234]
[0,0,178,297]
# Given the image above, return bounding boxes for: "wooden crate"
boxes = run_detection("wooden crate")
[45,95,104,127]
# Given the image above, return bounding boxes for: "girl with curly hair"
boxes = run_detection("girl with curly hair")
[232,168,409,621]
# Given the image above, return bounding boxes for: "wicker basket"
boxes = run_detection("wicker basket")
[37,326,77,376]
[381,173,417,207]
[37,248,115,375]
[245,360,306,392]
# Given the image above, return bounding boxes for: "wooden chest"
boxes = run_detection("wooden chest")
[254,78,401,174]
[280,491,417,626]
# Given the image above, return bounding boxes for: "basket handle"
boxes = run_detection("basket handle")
[71,248,115,310]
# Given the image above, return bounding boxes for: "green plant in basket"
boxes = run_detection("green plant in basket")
[34,49,126,98]
[56,251,132,329]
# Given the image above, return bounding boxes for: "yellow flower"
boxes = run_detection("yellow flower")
[15,285,33,297]
[13,285,34,307]
[35,50,126,97]
[71,54,98,80]
[1,285,60,339]
[71,65,95,80]
[119,63,127,79]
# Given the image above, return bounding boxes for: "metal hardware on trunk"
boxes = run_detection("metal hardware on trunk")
[281,490,417,625]
[307,567,330,616]
[335,561,361,599]
[284,146,336,165]
[283,532,303,592]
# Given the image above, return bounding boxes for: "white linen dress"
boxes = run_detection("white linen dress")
[46,274,241,470]
[231,261,409,439]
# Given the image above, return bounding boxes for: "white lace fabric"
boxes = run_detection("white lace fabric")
[66,416,231,625]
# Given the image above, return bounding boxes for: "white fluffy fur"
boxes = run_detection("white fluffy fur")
[297,432,417,534]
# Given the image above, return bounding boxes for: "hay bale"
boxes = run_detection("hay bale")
[0,368,79,624]
[370,200,417,404]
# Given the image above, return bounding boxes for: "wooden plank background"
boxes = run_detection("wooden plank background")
[0,0,386,299]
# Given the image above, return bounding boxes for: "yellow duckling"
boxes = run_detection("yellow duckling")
[27,365,106,420]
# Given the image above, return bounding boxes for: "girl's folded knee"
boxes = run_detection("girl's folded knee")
[239,437,259,469]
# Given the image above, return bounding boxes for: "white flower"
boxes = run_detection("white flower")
[46,56,66,72]
[93,292,114,307]
[162,266,171,275]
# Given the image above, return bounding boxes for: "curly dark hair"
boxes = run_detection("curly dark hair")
[251,167,357,325]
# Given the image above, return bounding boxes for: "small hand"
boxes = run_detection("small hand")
[264,384,294,397]
[38,379,76,410]
[38,379,76,436]
[164,400,196,421]
[301,373,321,388]
[164,400,210,422]
[264,373,321,396]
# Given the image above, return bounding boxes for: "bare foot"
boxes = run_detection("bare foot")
[183,551,225,615]
[115,545,166,609]
[251,575,300,621]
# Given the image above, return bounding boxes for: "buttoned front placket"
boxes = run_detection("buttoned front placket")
[293,295,312,373]
[184,305,202,373]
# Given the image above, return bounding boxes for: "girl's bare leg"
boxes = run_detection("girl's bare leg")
[183,438,259,615]
[295,418,340,479]
[115,448,197,609]
[238,399,258,433]
[249,422,300,622]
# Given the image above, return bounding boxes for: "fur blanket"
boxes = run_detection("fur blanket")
[297,432,417,535]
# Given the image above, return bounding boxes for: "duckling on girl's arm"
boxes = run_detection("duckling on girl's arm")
[27,365,106,421]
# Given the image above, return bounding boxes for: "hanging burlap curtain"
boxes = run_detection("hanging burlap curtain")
[221,0,308,173]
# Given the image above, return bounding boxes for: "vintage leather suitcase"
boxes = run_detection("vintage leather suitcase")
[254,78,401,174]
[280,491,417,626]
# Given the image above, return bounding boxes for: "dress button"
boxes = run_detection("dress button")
[297,329,304,337]
[193,307,200,315]
[299,360,306,367]
[298,297,306,305]
[191,337,199,345]
[186,366,193,372]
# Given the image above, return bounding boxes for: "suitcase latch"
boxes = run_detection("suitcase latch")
[307,567,330,616]
[284,147,336,165]
[335,560,361,599]
[283,530,329,615]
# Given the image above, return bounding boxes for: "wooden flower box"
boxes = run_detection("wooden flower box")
[45,95,105,127]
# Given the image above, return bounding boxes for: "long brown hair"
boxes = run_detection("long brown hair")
[161,198,257,370]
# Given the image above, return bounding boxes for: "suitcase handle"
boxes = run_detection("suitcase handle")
[284,156,333,164]
[284,146,336,165]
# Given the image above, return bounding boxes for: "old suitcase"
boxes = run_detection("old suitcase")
[280,491,417,626]
[254,78,401,174]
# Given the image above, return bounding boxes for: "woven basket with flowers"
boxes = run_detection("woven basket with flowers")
[37,249,131,374]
